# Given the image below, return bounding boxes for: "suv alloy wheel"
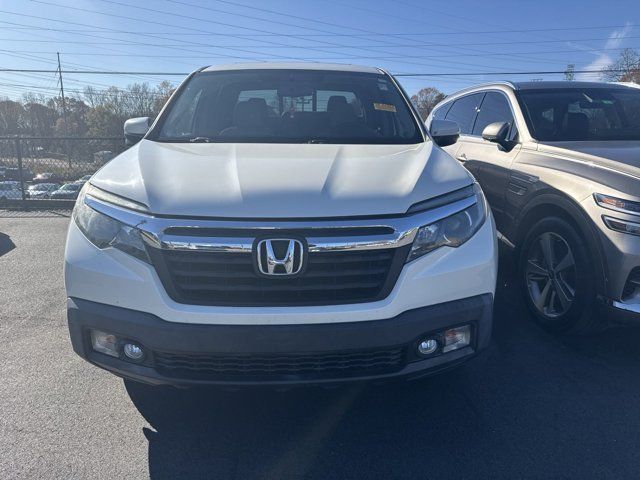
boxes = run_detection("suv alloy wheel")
[519,217,602,333]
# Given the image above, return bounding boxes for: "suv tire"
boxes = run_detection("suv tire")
[518,216,604,334]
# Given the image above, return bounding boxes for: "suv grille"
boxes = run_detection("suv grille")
[149,246,408,306]
[154,346,406,380]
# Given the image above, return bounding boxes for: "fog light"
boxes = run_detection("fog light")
[123,343,145,361]
[90,330,119,357]
[417,338,438,356]
[443,325,471,353]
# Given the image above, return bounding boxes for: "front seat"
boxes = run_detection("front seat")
[564,112,590,140]
[220,98,271,137]
[326,95,374,137]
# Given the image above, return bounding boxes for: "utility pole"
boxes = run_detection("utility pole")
[564,64,575,81]
[57,52,68,136]
[57,52,71,167]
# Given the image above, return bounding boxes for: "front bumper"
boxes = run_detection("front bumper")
[64,213,497,326]
[581,196,640,312]
[67,294,493,386]
[598,297,640,324]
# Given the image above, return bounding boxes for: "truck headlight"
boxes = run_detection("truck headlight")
[407,185,487,262]
[73,188,150,263]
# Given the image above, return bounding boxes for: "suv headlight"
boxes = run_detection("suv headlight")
[407,185,487,262]
[73,184,150,263]
[594,193,640,216]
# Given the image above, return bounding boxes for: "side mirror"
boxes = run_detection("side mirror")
[429,119,460,147]
[482,121,511,150]
[124,117,150,146]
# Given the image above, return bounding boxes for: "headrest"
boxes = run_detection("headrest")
[327,95,356,125]
[234,98,268,128]
[327,95,348,112]
[565,112,589,139]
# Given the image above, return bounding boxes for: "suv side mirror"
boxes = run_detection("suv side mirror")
[482,121,511,150]
[430,119,460,147]
[124,117,150,146]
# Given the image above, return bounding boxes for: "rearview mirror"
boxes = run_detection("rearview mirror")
[482,121,511,150]
[429,119,460,147]
[124,117,150,146]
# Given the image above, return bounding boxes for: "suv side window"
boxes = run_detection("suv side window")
[445,93,483,135]
[432,103,451,121]
[473,92,516,138]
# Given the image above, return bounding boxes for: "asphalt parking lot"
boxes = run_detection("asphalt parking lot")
[2,216,640,479]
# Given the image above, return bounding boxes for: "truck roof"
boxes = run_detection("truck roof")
[201,62,383,74]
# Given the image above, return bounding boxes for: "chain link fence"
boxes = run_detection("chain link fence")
[0,136,126,217]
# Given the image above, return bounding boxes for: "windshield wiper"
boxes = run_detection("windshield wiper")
[189,136,215,143]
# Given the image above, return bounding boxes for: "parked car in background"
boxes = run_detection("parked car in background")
[93,151,115,163]
[65,63,498,388]
[0,181,24,203]
[32,172,61,184]
[1,167,33,182]
[77,174,93,182]
[428,81,640,333]
[28,183,61,198]
[50,182,84,200]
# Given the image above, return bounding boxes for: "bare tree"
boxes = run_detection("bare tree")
[602,48,640,82]
[410,87,446,121]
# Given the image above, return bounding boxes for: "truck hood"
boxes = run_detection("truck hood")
[91,140,472,218]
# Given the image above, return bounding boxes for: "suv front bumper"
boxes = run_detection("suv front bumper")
[68,294,493,386]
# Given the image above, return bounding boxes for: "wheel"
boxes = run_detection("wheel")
[518,216,603,334]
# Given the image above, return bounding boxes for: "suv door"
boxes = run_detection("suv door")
[455,91,521,230]
[443,93,485,180]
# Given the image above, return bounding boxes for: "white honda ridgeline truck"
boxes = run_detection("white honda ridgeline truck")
[65,63,497,387]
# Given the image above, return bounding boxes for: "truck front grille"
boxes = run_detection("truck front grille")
[148,246,408,306]
[154,346,406,380]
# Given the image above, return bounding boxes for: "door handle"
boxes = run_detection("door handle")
[456,153,467,162]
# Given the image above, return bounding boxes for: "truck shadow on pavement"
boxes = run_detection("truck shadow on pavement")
[125,248,640,479]
[0,232,15,257]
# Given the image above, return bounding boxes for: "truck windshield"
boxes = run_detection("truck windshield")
[518,87,640,142]
[153,69,423,144]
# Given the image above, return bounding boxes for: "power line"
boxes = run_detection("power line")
[0,23,633,36]
[0,69,191,75]
[0,67,631,76]
[22,1,543,74]
[0,7,598,78]
[393,69,632,77]
[3,46,637,59]
[2,2,633,81]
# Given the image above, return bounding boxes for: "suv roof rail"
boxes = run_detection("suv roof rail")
[445,81,518,98]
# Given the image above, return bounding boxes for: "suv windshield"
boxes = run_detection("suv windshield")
[518,87,640,142]
[153,69,422,144]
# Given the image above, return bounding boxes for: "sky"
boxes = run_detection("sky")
[0,0,639,100]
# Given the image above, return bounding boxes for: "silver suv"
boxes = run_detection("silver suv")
[428,81,640,333]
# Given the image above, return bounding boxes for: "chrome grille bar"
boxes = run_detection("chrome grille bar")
[84,193,477,253]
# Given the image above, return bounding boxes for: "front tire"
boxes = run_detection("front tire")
[518,216,603,334]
